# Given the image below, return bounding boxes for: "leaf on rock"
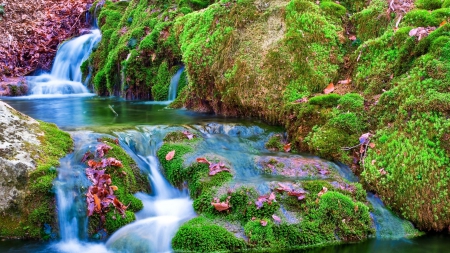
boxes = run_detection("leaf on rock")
[81,151,92,163]
[323,83,335,94]
[165,150,175,161]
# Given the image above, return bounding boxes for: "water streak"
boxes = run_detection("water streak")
[167,67,185,101]
[27,30,101,96]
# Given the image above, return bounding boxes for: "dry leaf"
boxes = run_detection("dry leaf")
[318,186,328,197]
[323,83,335,94]
[166,150,175,161]
[272,214,281,223]
[283,143,291,152]
[260,220,268,226]
[369,143,376,148]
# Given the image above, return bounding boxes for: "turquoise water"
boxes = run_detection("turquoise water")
[1,97,449,252]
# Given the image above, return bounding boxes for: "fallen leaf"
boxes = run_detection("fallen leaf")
[211,196,231,212]
[318,186,328,197]
[440,20,447,27]
[182,130,194,140]
[379,168,387,175]
[323,83,334,94]
[260,220,268,226]
[166,150,175,161]
[283,143,291,152]
[369,143,376,148]
[272,214,281,223]
[196,157,210,164]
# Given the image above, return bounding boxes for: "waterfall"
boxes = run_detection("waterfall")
[27,30,101,96]
[105,127,196,253]
[167,67,185,101]
[368,192,416,239]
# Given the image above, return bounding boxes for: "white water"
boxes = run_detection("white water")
[106,128,196,253]
[167,67,184,101]
[27,30,101,97]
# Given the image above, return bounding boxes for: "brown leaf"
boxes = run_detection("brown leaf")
[323,83,334,94]
[211,196,231,212]
[369,143,376,148]
[260,220,268,226]
[318,187,328,197]
[165,150,175,161]
[283,143,291,152]
[379,168,387,175]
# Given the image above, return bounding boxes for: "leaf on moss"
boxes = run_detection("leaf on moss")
[317,187,328,197]
[369,143,376,148]
[323,83,334,94]
[165,150,175,161]
[255,192,277,209]
[260,220,268,227]
[211,196,231,212]
[272,214,281,223]
[182,130,194,140]
[283,143,291,152]
[96,143,112,158]
[81,151,92,163]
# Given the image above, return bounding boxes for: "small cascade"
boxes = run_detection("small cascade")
[167,66,185,101]
[368,192,416,239]
[106,127,195,252]
[27,30,101,96]
[52,132,111,253]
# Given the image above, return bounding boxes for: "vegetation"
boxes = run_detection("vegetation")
[0,121,72,239]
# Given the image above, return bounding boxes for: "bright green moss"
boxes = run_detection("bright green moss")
[104,210,136,234]
[416,0,444,10]
[172,217,246,252]
[362,112,450,231]
[244,220,275,248]
[157,142,194,186]
[352,0,390,41]
[402,9,440,27]
[308,94,341,107]
[320,1,347,17]
[151,61,172,101]
[337,93,364,112]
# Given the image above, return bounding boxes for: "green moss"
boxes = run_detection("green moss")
[402,9,440,27]
[362,112,450,231]
[172,216,246,252]
[87,138,149,235]
[151,61,172,101]
[352,0,390,41]
[308,94,341,107]
[265,134,284,151]
[244,219,275,248]
[157,142,194,186]
[320,1,347,17]
[416,0,444,10]
[0,121,72,239]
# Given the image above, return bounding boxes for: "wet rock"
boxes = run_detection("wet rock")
[0,77,28,96]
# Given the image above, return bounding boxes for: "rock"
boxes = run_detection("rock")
[0,101,42,212]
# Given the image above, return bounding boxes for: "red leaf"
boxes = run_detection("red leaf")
[166,150,175,161]
[196,157,210,164]
[323,83,335,94]
[283,143,291,152]
[96,143,112,158]
[81,151,92,163]
[211,196,231,212]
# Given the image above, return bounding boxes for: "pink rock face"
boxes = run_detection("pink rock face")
[0,77,28,96]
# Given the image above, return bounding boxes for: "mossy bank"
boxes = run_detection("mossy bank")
[89,0,450,232]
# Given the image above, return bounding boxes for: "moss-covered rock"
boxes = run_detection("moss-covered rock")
[0,101,73,239]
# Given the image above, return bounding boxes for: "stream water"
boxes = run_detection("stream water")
[1,23,449,253]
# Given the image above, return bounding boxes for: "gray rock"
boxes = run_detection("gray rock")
[0,101,42,211]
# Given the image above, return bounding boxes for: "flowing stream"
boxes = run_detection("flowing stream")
[1,17,450,253]
[26,29,101,97]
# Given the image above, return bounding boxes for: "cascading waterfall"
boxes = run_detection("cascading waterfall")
[27,30,101,96]
[367,192,416,239]
[106,127,196,253]
[167,67,185,101]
